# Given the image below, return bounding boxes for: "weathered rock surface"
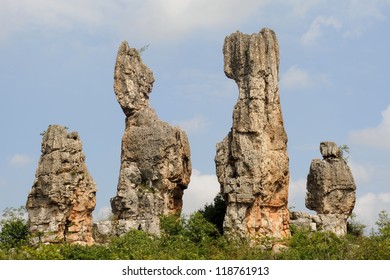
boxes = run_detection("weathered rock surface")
[215,28,290,240]
[110,41,191,235]
[306,141,356,215]
[290,211,350,236]
[320,141,341,159]
[298,141,356,236]
[26,125,96,245]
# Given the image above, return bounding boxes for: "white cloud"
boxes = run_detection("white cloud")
[301,15,342,46]
[280,65,329,91]
[342,0,389,38]
[287,0,322,18]
[8,154,32,167]
[280,66,310,90]
[93,206,112,221]
[302,0,390,40]
[0,0,112,41]
[175,116,209,135]
[0,0,269,43]
[288,178,308,211]
[1,0,389,44]
[354,192,390,231]
[182,169,219,216]
[348,160,374,184]
[346,0,388,20]
[128,0,268,41]
[349,105,390,149]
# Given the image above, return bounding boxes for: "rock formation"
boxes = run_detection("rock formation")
[290,211,352,236]
[215,28,290,240]
[302,141,356,235]
[109,41,191,235]
[26,125,96,245]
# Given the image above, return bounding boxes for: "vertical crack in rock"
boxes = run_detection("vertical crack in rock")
[110,41,191,235]
[215,29,290,240]
[26,125,97,245]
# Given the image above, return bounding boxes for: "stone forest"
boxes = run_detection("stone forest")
[24,28,357,248]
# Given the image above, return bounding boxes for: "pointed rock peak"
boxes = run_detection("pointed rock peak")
[114,41,155,117]
[40,125,81,154]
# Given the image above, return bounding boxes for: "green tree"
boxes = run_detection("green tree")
[347,213,366,237]
[138,44,150,55]
[0,206,29,249]
[339,144,350,161]
[375,210,390,237]
[199,192,226,234]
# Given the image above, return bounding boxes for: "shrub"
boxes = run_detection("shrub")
[185,212,220,243]
[108,230,159,260]
[277,228,351,260]
[347,213,366,237]
[158,213,221,259]
[2,206,390,260]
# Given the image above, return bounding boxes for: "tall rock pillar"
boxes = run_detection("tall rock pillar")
[26,125,97,245]
[110,42,191,235]
[215,28,290,240]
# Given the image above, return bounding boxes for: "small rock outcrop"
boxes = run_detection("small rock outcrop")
[290,212,351,236]
[291,141,356,236]
[215,28,290,240]
[26,125,97,245]
[109,41,191,235]
[306,141,356,216]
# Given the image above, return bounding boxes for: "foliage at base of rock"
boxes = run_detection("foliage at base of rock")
[198,193,226,235]
[2,208,390,260]
[0,207,28,250]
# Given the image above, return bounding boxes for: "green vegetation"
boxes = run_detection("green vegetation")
[339,144,350,161]
[138,44,150,56]
[1,205,390,260]
[0,207,28,250]
[198,192,226,234]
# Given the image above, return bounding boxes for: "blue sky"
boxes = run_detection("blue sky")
[1,0,390,230]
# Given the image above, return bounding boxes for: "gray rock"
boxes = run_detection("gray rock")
[110,42,191,236]
[302,141,356,236]
[26,125,97,245]
[290,211,349,236]
[113,41,154,117]
[317,214,349,236]
[320,141,341,159]
[306,143,356,215]
[215,28,290,240]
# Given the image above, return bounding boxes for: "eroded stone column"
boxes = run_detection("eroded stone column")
[215,29,290,240]
[110,42,191,235]
[26,125,97,245]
